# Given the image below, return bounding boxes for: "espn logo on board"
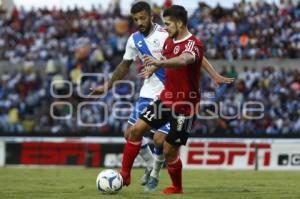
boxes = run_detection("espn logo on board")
[20,142,101,167]
[184,142,271,167]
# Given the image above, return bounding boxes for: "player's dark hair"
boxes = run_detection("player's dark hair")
[131,1,151,15]
[163,5,188,26]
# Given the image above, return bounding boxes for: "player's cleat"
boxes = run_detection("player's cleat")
[144,176,159,192]
[140,168,152,186]
[120,171,131,186]
[161,186,183,194]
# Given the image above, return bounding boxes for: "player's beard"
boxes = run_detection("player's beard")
[139,22,152,36]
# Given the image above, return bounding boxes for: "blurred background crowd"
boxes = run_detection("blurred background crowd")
[1,0,300,64]
[0,0,299,135]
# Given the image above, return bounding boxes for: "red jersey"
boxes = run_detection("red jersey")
[160,33,204,115]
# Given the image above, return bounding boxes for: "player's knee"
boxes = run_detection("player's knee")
[128,125,143,141]
[153,138,164,148]
[153,133,166,148]
[124,128,130,140]
[163,142,179,161]
[163,146,175,161]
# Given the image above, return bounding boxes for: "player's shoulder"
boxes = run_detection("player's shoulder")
[153,24,168,39]
[126,32,138,46]
[161,36,173,53]
[128,31,139,40]
[163,37,173,46]
[188,35,204,48]
[126,32,132,41]
[164,36,173,43]
[155,24,167,33]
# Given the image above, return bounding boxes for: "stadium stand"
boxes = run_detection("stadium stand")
[0,0,299,135]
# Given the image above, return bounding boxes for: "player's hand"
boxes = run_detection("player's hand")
[89,82,109,96]
[138,68,152,79]
[143,55,160,67]
[213,75,235,87]
[138,66,158,79]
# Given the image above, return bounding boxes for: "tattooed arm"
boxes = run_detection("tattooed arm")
[90,59,133,95]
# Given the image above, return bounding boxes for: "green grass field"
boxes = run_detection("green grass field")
[0,167,300,199]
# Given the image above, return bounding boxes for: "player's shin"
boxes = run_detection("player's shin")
[139,137,154,171]
[139,137,154,185]
[166,156,182,189]
[150,146,164,179]
[120,140,142,186]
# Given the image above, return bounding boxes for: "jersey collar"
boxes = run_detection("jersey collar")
[173,32,192,44]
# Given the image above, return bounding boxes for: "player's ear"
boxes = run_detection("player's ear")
[177,20,183,28]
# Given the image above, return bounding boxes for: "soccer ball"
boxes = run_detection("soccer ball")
[96,169,123,194]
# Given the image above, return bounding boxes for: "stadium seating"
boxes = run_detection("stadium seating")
[0,1,299,135]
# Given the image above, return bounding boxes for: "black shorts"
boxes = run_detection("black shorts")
[139,98,195,146]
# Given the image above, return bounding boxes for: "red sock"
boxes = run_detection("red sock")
[166,157,182,189]
[120,141,141,178]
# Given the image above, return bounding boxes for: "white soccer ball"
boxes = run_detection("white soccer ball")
[96,169,123,194]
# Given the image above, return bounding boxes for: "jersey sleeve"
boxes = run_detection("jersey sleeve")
[182,39,204,63]
[123,35,139,61]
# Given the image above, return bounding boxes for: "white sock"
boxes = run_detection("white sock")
[141,136,149,146]
[139,137,154,170]
[150,147,164,179]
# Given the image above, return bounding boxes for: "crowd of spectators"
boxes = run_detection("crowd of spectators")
[190,0,300,59]
[194,65,300,135]
[0,0,300,64]
[0,62,299,135]
[0,0,300,135]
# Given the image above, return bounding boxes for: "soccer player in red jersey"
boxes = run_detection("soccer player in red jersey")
[119,5,234,194]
